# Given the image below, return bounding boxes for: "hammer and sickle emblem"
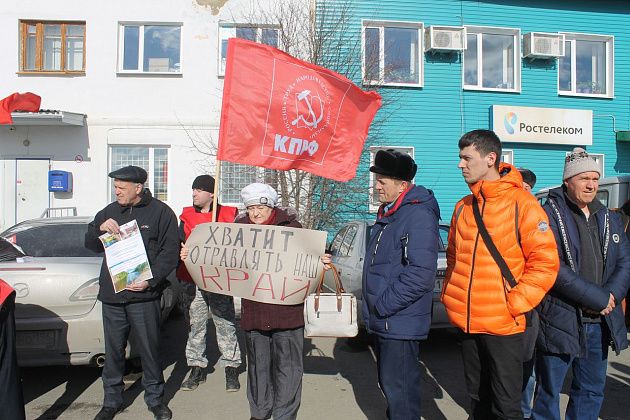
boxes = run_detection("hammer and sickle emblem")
[292,89,324,130]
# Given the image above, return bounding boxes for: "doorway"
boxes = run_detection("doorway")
[15,158,50,223]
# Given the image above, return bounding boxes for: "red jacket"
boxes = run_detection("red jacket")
[0,279,14,305]
[176,204,238,282]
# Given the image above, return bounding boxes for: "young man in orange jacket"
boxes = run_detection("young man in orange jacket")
[442,130,559,419]
[177,175,242,392]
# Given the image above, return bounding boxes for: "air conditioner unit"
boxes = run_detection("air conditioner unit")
[425,26,467,52]
[523,32,565,58]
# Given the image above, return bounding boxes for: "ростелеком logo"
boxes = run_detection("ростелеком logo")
[504,112,517,134]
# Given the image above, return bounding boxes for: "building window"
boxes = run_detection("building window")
[501,150,513,164]
[565,151,604,178]
[369,146,415,212]
[218,24,280,76]
[110,146,169,202]
[464,26,520,92]
[558,33,614,97]
[219,162,277,206]
[19,21,85,73]
[362,21,423,87]
[118,23,182,73]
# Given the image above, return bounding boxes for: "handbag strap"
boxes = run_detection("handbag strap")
[472,197,517,289]
[314,263,345,312]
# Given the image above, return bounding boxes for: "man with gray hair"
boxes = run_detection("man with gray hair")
[534,148,630,420]
[86,166,179,420]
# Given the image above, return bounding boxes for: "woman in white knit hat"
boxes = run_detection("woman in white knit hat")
[235,182,304,420]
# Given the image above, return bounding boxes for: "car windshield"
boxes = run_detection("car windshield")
[1,222,102,258]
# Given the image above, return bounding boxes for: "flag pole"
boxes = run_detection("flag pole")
[212,159,221,222]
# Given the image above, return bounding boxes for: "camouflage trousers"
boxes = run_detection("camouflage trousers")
[181,283,241,369]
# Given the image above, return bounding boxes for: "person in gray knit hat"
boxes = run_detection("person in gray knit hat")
[563,147,601,180]
[533,147,630,420]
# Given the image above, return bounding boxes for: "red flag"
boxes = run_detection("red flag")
[0,92,41,124]
[218,38,382,182]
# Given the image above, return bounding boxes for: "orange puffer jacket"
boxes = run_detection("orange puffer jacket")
[442,163,559,335]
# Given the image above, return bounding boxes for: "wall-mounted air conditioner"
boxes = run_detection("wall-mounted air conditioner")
[425,26,467,52]
[523,32,565,58]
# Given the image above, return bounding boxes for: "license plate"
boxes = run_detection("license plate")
[17,330,56,349]
[433,278,443,294]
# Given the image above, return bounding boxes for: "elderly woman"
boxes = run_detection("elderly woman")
[236,182,304,420]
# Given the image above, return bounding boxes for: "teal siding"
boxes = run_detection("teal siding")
[324,0,630,221]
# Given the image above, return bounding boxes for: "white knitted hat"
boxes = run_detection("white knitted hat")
[240,183,278,208]
[563,147,600,180]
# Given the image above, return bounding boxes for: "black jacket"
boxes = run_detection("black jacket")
[540,187,630,356]
[85,189,179,304]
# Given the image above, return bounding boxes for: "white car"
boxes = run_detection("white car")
[0,217,179,367]
[324,220,451,329]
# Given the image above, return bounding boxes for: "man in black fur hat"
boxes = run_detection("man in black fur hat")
[362,149,440,419]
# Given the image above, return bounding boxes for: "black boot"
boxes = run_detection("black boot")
[180,366,205,391]
[225,366,240,392]
[148,403,172,420]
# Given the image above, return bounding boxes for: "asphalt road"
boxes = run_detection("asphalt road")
[22,313,630,420]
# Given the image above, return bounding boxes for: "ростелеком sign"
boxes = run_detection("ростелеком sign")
[492,105,592,145]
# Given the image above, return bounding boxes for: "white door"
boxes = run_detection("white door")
[16,159,50,223]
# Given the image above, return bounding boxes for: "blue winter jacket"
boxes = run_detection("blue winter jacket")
[361,185,440,340]
[540,187,630,356]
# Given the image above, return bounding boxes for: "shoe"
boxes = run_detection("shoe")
[94,406,118,420]
[225,366,241,392]
[149,403,172,420]
[180,366,205,391]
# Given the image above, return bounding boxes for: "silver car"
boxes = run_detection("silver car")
[0,217,179,367]
[324,221,451,329]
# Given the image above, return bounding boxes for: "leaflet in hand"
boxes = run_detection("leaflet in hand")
[99,220,153,293]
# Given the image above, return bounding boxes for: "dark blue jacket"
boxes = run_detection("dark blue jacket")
[362,185,440,340]
[540,187,630,356]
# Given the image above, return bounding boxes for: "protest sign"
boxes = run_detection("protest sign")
[99,220,153,293]
[184,222,327,305]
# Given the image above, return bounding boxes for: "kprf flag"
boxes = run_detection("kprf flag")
[218,38,382,182]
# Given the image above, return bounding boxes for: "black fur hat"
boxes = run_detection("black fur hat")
[370,149,417,181]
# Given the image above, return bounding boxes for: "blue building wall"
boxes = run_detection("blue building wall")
[324,0,630,221]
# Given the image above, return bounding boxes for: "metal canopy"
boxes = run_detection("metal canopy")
[9,111,86,126]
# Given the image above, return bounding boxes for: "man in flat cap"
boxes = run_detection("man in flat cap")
[177,175,242,392]
[85,165,179,420]
[362,149,440,419]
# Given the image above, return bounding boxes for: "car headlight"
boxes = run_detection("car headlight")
[69,278,100,301]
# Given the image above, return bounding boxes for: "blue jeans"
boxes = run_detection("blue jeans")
[521,357,535,418]
[532,323,608,420]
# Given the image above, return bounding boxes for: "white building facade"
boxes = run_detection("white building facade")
[0,0,300,230]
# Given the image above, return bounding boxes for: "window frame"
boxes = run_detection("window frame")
[501,149,514,165]
[108,145,170,202]
[217,23,281,77]
[463,25,521,93]
[368,146,415,213]
[19,20,86,74]
[564,151,604,178]
[557,32,614,98]
[117,22,183,75]
[219,161,277,207]
[361,20,424,88]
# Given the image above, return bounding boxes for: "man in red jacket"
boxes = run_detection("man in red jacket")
[0,279,25,420]
[177,175,242,392]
